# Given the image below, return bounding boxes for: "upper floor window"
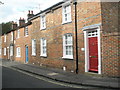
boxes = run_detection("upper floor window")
[17,30,20,38]
[40,38,47,57]
[32,39,36,56]
[40,15,46,30]
[63,34,73,59]
[11,32,13,41]
[16,47,21,57]
[4,34,6,42]
[4,48,6,56]
[62,4,72,24]
[24,27,28,36]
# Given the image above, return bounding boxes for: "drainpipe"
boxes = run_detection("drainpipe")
[73,0,78,74]
[13,31,14,61]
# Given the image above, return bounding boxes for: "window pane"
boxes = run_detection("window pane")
[66,50,68,55]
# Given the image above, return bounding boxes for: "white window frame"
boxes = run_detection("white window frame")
[10,46,13,56]
[16,47,21,57]
[0,47,2,55]
[32,39,36,56]
[62,34,73,59]
[40,38,47,57]
[4,48,6,56]
[4,34,6,42]
[40,15,46,30]
[11,32,13,41]
[0,37,2,44]
[62,3,72,24]
[17,30,20,38]
[25,27,29,36]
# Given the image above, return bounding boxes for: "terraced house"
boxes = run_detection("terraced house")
[0,0,119,77]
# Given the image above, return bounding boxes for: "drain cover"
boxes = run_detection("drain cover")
[47,73,59,76]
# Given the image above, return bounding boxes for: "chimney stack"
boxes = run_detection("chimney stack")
[19,17,25,26]
[27,10,34,19]
[12,21,18,29]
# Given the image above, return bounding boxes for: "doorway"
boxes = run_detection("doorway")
[84,26,101,74]
[25,45,29,63]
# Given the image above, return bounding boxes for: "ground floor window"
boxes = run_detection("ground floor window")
[0,47,1,55]
[10,46,13,56]
[16,47,21,57]
[32,39,36,56]
[4,48,6,56]
[40,38,47,57]
[63,33,73,59]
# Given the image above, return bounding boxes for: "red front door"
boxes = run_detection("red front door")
[88,37,98,72]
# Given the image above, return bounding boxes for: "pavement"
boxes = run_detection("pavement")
[1,59,120,89]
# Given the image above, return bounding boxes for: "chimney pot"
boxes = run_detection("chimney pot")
[31,11,33,14]
[27,10,34,20]
[19,17,25,26]
[12,21,18,29]
[28,10,30,14]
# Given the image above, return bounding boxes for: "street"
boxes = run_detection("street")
[1,60,117,90]
[2,66,68,88]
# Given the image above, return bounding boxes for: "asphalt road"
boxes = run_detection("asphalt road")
[2,66,68,88]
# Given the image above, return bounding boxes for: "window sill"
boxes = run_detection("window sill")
[16,38,20,39]
[40,55,47,58]
[62,56,73,60]
[25,35,28,37]
[32,54,36,56]
[40,28,46,30]
[16,56,21,57]
[62,21,72,25]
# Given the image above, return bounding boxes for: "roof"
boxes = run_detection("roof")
[4,21,32,35]
[28,0,70,21]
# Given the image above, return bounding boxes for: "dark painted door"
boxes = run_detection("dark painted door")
[88,37,98,72]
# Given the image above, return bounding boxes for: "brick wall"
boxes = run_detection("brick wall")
[77,2,102,73]
[101,2,119,77]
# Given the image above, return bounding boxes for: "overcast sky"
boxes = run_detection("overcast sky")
[0,0,62,23]
[0,0,119,23]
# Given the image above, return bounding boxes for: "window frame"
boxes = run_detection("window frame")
[4,34,6,42]
[32,39,36,56]
[40,15,46,30]
[62,3,72,24]
[10,46,13,56]
[16,47,21,57]
[4,48,6,56]
[0,47,2,55]
[24,27,29,36]
[40,38,47,57]
[62,33,73,59]
[11,32,13,41]
[17,29,20,38]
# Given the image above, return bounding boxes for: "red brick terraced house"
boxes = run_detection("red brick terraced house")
[0,16,32,63]
[0,0,119,77]
[13,18,32,63]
